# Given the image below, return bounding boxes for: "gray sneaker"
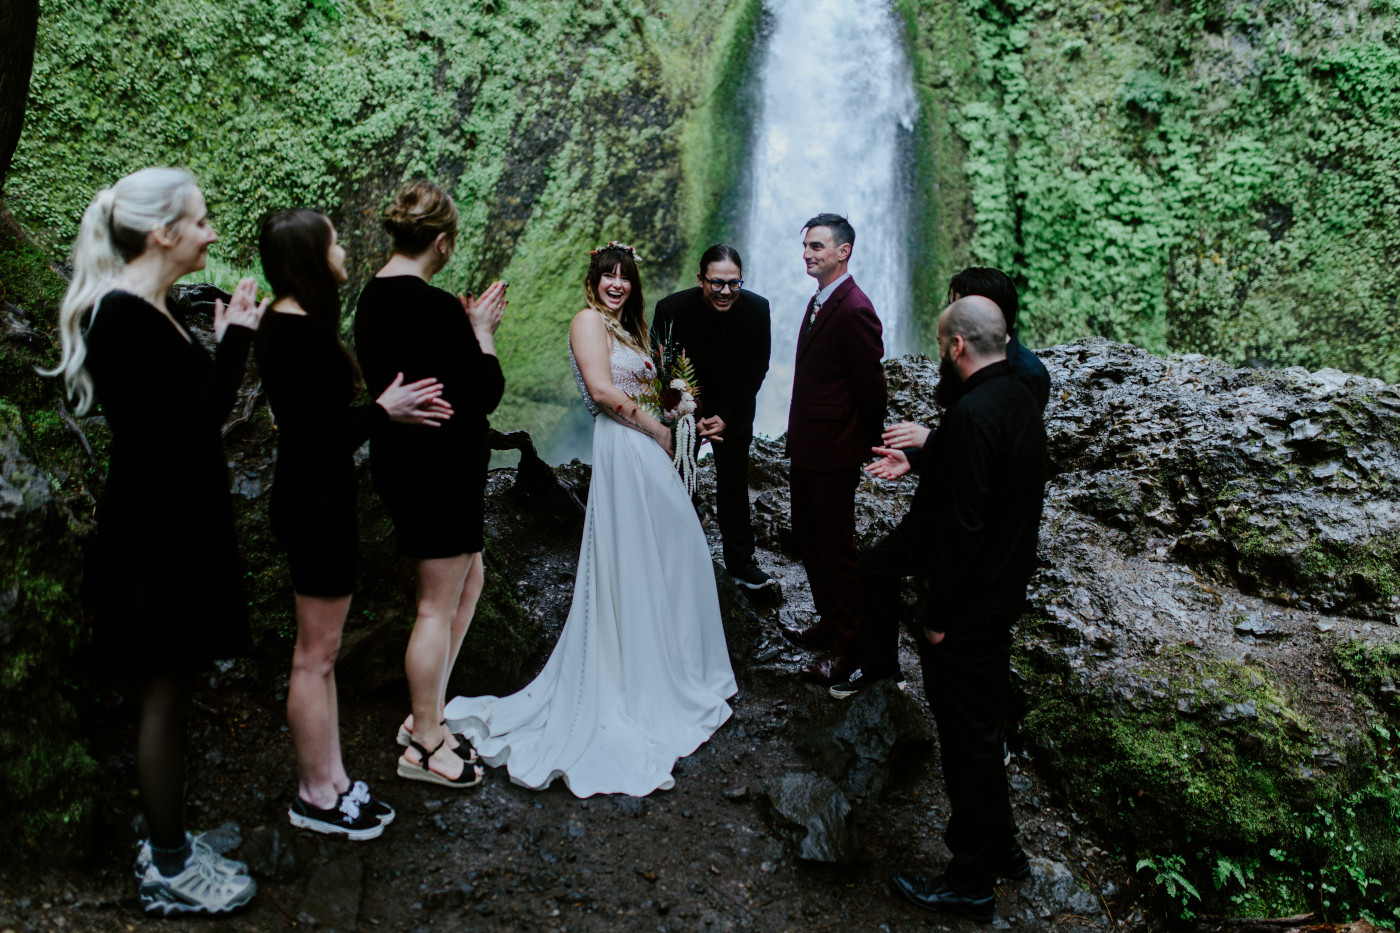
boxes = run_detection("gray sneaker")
[134,832,248,881]
[138,853,256,916]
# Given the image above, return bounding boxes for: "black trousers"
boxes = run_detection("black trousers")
[914,610,1020,892]
[856,512,928,676]
[713,428,756,566]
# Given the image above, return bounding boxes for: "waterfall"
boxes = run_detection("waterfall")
[736,0,917,439]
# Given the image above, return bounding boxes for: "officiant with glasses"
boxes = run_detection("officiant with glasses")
[652,244,773,589]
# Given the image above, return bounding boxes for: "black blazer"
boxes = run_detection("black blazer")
[651,286,770,430]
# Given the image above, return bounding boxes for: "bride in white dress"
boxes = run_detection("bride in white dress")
[445,243,737,797]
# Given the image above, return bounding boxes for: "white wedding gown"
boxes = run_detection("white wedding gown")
[445,341,737,797]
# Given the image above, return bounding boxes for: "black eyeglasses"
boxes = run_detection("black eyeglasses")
[703,277,744,293]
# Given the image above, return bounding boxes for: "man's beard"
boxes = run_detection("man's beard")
[934,354,965,410]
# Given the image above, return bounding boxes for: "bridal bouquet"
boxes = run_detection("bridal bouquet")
[636,326,703,494]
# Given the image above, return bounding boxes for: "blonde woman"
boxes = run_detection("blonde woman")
[45,168,264,915]
[445,243,737,798]
[353,180,505,787]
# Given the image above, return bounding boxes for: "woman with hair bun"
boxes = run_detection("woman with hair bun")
[45,167,264,915]
[255,208,454,838]
[353,180,505,788]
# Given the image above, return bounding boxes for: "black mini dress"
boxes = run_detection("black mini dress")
[83,291,253,673]
[254,311,388,597]
[353,276,504,559]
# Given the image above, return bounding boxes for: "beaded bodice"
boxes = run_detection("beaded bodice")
[570,341,653,416]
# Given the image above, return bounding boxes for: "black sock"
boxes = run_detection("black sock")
[150,840,192,876]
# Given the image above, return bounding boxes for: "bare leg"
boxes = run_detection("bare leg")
[402,554,473,779]
[287,593,351,809]
[439,552,485,720]
[137,673,195,849]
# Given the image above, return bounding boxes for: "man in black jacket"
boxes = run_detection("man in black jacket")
[834,267,1049,697]
[870,296,1046,923]
[652,244,772,588]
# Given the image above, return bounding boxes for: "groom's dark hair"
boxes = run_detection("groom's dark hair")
[802,213,855,250]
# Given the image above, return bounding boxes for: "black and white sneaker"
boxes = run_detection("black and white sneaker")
[829,667,908,699]
[728,560,772,589]
[347,779,396,826]
[288,793,385,841]
[138,853,256,916]
[133,832,247,881]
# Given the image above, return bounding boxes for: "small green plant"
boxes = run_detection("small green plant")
[1137,853,1201,919]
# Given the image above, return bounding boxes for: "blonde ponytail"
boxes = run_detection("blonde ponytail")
[41,168,198,414]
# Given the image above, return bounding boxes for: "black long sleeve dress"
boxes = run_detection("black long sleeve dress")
[353,276,504,558]
[83,291,253,673]
[254,311,388,597]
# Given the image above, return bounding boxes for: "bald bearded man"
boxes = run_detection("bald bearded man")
[868,297,1047,922]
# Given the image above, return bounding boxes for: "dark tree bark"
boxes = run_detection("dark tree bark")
[0,0,41,193]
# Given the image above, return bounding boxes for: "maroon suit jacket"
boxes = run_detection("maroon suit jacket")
[786,276,887,470]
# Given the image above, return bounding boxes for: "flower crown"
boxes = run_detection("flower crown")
[591,241,638,260]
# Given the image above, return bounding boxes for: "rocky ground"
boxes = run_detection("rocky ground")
[3,341,1398,932]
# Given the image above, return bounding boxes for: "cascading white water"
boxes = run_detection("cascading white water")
[737,0,918,439]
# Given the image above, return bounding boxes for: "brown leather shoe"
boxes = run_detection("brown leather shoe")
[800,652,857,686]
[781,621,835,650]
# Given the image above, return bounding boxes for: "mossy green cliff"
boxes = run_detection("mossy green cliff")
[901,0,1400,378]
[7,0,762,452]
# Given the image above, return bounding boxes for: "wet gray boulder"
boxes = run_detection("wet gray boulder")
[794,680,933,801]
[758,772,857,863]
[1007,858,1102,922]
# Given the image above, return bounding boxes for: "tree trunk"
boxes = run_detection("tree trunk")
[0,0,41,193]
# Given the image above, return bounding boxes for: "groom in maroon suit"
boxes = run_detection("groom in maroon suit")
[782,213,887,685]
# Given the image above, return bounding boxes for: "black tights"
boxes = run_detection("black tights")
[137,673,195,850]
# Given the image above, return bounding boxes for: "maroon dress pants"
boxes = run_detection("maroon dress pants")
[789,465,862,657]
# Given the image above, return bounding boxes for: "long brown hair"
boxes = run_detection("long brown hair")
[258,208,361,386]
[584,245,648,352]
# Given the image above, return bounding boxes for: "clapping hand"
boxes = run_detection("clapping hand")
[882,420,930,450]
[377,373,455,427]
[213,277,269,341]
[865,446,912,480]
[461,281,507,336]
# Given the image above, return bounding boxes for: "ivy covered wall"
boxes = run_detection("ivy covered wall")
[905,0,1400,379]
[7,0,761,453]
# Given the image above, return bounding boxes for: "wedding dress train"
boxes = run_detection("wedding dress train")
[445,343,736,797]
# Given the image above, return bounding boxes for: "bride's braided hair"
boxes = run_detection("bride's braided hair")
[584,243,649,354]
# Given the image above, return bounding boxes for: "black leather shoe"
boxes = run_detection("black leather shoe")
[800,652,857,687]
[891,872,995,924]
[781,621,834,650]
[828,666,906,699]
[998,843,1031,881]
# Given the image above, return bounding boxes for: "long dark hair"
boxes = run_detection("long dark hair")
[584,245,648,351]
[258,208,361,386]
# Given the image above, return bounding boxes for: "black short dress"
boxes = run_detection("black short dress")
[83,291,253,674]
[254,311,388,597]
[353,276,504,559]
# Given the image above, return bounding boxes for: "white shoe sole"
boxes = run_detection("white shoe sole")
[287,808,385,841]
[731,577,771,589]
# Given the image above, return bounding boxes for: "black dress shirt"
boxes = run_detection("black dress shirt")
[651,287,771,430]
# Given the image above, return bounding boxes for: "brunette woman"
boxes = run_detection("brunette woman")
[352,180,506,787]
[46,168,264,915]
[255,209,453,837]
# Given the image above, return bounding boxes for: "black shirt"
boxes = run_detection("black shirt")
[1008,332,1051,413]
[918,360,1046,629]
[651,286,771,430]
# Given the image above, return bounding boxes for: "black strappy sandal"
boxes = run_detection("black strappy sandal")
[396,719,480,764]
[396,737,484,788]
